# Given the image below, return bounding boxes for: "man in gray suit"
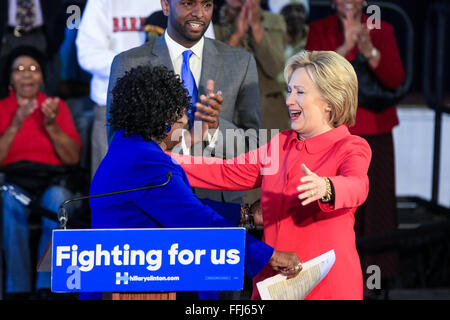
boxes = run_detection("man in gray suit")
[106,0,262,205]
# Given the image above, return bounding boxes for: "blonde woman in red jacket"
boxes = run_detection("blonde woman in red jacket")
[171,51,372,299]
[306,0,405,290]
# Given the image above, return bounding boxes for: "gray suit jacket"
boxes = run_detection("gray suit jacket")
[106,35,262,203]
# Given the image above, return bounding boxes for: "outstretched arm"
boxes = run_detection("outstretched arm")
[169,145,264,192]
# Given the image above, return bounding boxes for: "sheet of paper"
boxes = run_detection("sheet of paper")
[257,249,336,300]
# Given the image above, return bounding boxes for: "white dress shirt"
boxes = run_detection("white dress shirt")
[164,31,204,88]
[164,31,219,155]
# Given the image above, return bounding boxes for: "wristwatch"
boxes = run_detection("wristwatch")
[369,47,378,59]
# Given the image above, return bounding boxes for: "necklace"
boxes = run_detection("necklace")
[296,132,305,141]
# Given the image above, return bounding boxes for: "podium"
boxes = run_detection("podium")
[38,228,246,300]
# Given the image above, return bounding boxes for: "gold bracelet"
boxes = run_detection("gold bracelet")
[321,177,332,203]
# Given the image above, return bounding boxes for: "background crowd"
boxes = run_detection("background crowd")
[0,0,447,300]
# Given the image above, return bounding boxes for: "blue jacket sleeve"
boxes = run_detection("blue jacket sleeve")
[132,171,233,228]
[245,233,274,278]
[199,198,241,225]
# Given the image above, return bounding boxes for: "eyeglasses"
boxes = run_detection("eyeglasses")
[12,65,41,73]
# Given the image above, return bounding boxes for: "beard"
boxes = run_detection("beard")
[169,16,209,43]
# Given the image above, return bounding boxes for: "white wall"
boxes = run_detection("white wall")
[393,106,450,207]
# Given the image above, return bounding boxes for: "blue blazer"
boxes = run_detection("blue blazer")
[89,130,273,278]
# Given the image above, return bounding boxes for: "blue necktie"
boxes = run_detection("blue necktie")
[181,50,198,128]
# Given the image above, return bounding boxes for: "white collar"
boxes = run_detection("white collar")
[164,31,204,60]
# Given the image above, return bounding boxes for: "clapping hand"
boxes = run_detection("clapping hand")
[41,97,60,127]
[343,10,361,50]
[13,98,38,127]
[229,0,263,45]
[357,24,378,61]
[337,9,361,56]
[235,2,249,39]
[196,79,222,130]
[188,80,222,147]
[246,0,263,42]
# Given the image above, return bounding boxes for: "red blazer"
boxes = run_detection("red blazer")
[306,14,405,135]
[172,125,372,299]
[0,90,81,166]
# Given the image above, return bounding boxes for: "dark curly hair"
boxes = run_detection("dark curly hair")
[109,65,191,141]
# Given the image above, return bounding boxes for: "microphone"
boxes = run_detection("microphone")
[57,171,173,229]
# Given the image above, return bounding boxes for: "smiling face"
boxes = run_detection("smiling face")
[163,112,189,150]
[162,0,213,48]
[334,0,364,20]
[286,67,333,139]
[10,55,43,100]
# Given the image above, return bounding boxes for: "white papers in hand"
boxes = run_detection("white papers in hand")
[256,249,336,300]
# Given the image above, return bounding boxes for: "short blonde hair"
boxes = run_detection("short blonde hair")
[284,50,358,127]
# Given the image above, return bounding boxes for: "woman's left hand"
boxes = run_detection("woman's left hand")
[357,25,374,58]
[357,25,381,68]
[246,0,263,43]
[297,164,327,206]
[41,97,60,127]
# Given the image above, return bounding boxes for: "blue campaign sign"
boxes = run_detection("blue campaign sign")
[51,228,246,293]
